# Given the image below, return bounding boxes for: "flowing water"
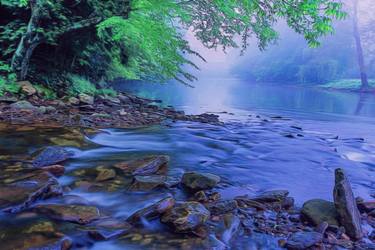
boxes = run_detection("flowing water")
[1,78,375,249]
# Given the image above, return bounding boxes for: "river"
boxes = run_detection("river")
[1,78,375,249]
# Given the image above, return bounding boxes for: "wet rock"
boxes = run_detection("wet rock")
[33,146,72,167]
[194,190,208,202]
[253,190,289,203]
[235,196,267,210]
[333,168,363,240]
[301,199,339,226]
[95,168,116,182]
[286,231,323,250]
[164,176,181,188]
[161,202,210,233]
[357,199,375,213]
[89,218,132,240]
[60,195,90,205]
[206,200,238,216]
[41,164,65,177]
[127,197,175,224]
[316,221,329,234]
[79,93,94,105]
[181,172,220,192]
[129,175,167,191]
[0,170,61,213]
[114,155,169,176]
[33,204,100,224]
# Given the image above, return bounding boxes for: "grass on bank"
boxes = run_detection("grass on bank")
[321,79,375,90]
[67,74,117,97]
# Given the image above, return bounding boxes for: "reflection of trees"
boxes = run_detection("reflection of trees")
[355,93,369,115]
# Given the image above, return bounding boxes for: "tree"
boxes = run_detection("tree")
[0,0,347,92]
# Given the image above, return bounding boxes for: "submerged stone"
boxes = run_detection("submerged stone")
[301,199,339,226]
[333,168,363,240]
[161,201,210,233]
[0,170,61,213]
[114,155,169,176]
[181,172,220,192]
[33,146,73,167]
[129,175,167,191]
[33,204,100,224]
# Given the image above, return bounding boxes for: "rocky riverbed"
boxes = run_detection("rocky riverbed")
[1,137,375,249]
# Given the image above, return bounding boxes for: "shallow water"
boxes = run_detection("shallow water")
[1,78,375,249]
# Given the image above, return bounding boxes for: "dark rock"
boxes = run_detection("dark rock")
[316,221,329,234]
[181,172,220,191]
[357,200,375,213]
[333,168,363,240]
[10,100,37,110]
[129,175,167,191]
[206,200,238,215]
[161,202,210,233]
[194,190,208,202]
[0,170,61,213]
[282,197,295,210]
[114,155,169,176]
[301,199,339,226]
[33,146,73,168]
[253,190,289,203]
[33,204,100,224]
[95,168,116,182]
[286,231,323,250]
[126,197,175,224]
[235,197,267,210]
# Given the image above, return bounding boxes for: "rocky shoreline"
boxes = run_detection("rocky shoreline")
[0,82,221,129]
[1,144,375,249]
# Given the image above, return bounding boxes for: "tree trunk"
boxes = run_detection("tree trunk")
[352,0,369,90]
[11,0,44,80]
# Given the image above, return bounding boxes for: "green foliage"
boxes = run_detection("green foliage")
[67,74,98,96]
[322,79,375,90]
[0,61,19,96]
[34,84,56,99]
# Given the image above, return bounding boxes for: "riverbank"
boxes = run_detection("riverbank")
[0,87,221,129]
[319,79,375,93]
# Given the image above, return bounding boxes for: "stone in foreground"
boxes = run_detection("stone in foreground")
[114,155,169,176]
[333,168,363,240]
[33,146,73,167]
[33,204,100,224]
[161,201,210,233]
[129,175,167,191]
[253,190,289,203]
[127,197,175,224]
[181,172,220,191]
[286,232,323,250]
[301,199,339,226]
[0,170,61,213]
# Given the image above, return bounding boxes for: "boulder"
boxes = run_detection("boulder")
[33,146,73,167]
[127,197,175,224]
[114,155,169,176]
[33,204,100,224]
[128,175,167,191]
[95,168,116,182]
[161,202,210,233]
[286,232,323,250]
[333,168,363,240]
[0,170,62,213]
[301,199,339,226]
[10,100,37,110]
[78,94,94,105]
[181,172,220,191]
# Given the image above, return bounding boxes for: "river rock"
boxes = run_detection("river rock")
[206,200,238,215]
[129,175,167,191]
[68,96,80,105]
[286,232,323,250]
[114,155,169,176]
[18,81,36,96]
[33,204,100,224]
[33,146,73,167]
[127,197,175,224]
[333,168,363,240]
[216,214,241,244]
[181,172,220,191]
[89,218,132,240]
[253,190,289,203]
[161,202,210,233]
[0,170,61,213]
[41,164,65,177]
[95,168,116,182]
[301,199,339,226]
[79,93,94,105]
